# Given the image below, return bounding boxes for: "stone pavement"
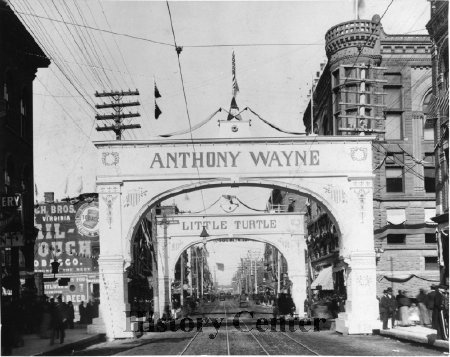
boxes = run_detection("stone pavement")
[378,325,449,350]
[10,326,104,356]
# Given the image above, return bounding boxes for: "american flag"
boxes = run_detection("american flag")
[232,51,239,97]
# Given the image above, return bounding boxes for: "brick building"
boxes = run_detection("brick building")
[275,14,440,299]
[1,2,50,299]
[426,0,449,287]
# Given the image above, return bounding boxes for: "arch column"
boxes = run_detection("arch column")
[335,178,380,334]
[156,233,171,318]
[97,183,132,338]
[285,233,307,317]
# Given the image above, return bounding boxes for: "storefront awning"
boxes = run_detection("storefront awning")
[311,266,333,290]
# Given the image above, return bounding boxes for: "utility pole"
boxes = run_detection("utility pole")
[180,252,184,307]
[201,251,204,298]
[95,90,141,140]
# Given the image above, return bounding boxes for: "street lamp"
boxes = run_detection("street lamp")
[199,225,209,299]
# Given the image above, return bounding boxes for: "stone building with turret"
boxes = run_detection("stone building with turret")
[426,0,448,287]
[274,14,439,300]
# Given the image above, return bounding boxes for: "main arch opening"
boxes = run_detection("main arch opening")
[125,182,344,324]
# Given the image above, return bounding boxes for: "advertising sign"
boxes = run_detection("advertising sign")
[0,193,23,247]
[44,275,89,305]
[34,199,99,274]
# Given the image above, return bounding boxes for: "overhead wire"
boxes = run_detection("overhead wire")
[165,0,207,214]
[97,0,151,139]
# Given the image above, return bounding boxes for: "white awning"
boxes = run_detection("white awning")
[386,209,406,225]
[311,266,333,290]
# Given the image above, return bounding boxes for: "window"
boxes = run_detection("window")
[385,113,402,140]
[384,87,402,109]
[425,233,436,244]
[422,92,435,141]
[424,153,436,193]
[385,153,404,192]
[424,256,439,270]
[20,87,28,138]
[384,73,403,140]
[387,234,406,244]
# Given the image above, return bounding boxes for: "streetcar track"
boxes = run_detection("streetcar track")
[178,329,201,355]
[180,298,320,356]
[241,317,270,355]
[279,331,321,355]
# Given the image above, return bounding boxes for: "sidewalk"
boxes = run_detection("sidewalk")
[11,326,105,356]
[378,325,449,350]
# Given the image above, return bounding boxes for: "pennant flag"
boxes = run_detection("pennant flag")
[154,82,161,99]
[216,263,224,271]
[232,51,239,97]
[227,97,242,121]
[155,102,162,119]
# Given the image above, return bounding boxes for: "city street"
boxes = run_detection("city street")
[73,300,444,356]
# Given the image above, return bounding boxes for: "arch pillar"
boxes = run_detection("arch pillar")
[156,233,171,319]
[97,183,133,338]
[285,233,307,317]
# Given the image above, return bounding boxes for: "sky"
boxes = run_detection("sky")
[9,0,430,284]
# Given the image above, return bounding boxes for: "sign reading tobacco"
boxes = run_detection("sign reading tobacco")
[34,200,99,274]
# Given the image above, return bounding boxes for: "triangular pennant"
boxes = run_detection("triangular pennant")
[155,102,162,119]
[154,83,161,99]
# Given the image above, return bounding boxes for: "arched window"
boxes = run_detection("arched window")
[422,91,434,141]
[21,165,30,192]
[5,155,15,193]
[3,70,12,115]
[20,87,28,138]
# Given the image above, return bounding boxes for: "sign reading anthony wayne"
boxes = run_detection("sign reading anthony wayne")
[157,213,304,237]
[149,149,319,169]
[97,140,372,177]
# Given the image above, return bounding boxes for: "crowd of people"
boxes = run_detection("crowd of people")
[1,295,99,356]
[379,284,449,340]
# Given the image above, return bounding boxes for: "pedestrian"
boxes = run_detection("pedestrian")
[39,301,52,338]
[67,301,75,329]
[427,286,436,321]
[379,289,391,329]
[86,300,94,324]
[416,288,431,326]
[50,296,67,345]
[79,301,86,324]
[432,284,449,340]
[397,290,411,327]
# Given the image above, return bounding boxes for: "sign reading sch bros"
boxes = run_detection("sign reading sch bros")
[97,138,372,178]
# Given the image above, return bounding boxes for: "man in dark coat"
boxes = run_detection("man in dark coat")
[432,285,449,340]
[50,296,67,345]
[380,288,397,329]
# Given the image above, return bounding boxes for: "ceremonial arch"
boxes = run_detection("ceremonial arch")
[155,212,307,324]
[95,134,380,338]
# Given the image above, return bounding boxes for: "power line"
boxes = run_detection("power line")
[166,0,207,214]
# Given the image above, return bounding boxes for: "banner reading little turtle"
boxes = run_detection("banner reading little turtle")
[34,198,100,274]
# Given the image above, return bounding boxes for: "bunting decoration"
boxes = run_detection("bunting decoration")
[154,80,162,119]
